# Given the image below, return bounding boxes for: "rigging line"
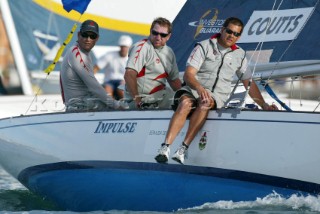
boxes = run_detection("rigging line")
[242,0,280,80]
[265,0,320,83]
[299,76,302,106]
[262,0,320,111]
[239,0,283,108]
[26,11,56,115]
[289,77,296,107]
[312,96,320,112]
[217,0,283,109]
[261,80,292,111]
[246,0,282,70]
[24,74,50,115]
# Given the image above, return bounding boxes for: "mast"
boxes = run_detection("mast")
[0,0,33,95]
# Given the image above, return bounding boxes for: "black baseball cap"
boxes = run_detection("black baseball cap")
[80,20,99,35]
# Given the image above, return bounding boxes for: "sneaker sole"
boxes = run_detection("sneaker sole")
[155,154,168,163]
[172,156,184,164]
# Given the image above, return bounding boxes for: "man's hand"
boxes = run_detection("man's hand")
[262,103,278,111]
[134,96,142,109]
[196,86,210,104]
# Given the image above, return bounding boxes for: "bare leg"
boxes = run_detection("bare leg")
[116,88,124,99]
[104,85,114,98]
[169,98,214,164]
[164,96,194,145]
[183,104,211,145]
[116,81,125,99]
[155,96,194,163]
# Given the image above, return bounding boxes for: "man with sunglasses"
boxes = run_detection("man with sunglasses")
[60,20,125,111]
[124,17,181,110]
[155,17,278,164]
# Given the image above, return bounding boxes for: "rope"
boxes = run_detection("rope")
[239,0,319,110]
[260,80,292,111]
[265,0,320,83]
[313,98,320,112]
[231,0,282,109]
[257,0,320,112]
[24,75,50,115]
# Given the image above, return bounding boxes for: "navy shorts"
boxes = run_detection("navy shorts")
[103,80,123,91]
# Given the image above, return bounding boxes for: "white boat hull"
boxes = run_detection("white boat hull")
[0,109,319,211]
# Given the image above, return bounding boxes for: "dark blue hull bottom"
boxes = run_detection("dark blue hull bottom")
[18,161,320,212]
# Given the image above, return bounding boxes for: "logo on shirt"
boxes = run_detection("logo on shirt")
[72,46,89,72]
[213,50,218,55]
[156,58,160,64]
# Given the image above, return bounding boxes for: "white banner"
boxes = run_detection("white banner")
[239,7,314,43]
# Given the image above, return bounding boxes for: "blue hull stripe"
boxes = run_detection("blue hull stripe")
[17,161,320,211]
[18,161,320,194]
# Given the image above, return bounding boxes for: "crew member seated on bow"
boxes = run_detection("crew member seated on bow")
[60,20,127,111]
[124,17,181,110]
[155,17,278,164]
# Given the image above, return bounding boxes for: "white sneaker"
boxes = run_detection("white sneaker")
[155,144,170,163]
[172,145,188,164]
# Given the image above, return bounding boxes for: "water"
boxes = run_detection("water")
[0,167,320,214]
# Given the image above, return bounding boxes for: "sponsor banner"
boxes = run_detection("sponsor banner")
[187,8,224,39]
[169,0,320,69]
[239,7,314,43]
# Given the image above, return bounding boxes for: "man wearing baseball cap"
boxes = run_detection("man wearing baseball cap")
[80,19,99,35]
[60,19,127,111]
[94,35,133,100]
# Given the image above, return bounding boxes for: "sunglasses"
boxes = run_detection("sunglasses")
[225,28,241,37]
[151,30,169,38]
[81,32,98,40]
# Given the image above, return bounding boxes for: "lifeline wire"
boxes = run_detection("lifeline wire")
[264,0,320,111]
[239,0,319,110]
[266,0,320,83]
[229,0,282,109]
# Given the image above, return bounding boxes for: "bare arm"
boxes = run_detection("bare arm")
[242,79,278,110]
[93,65,100,74]
[124,68,141,106]
[184,66,201,90]
[184,66,211,103]
[167,78,182,91]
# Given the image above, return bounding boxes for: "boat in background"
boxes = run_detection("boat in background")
[0,0,320,212]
